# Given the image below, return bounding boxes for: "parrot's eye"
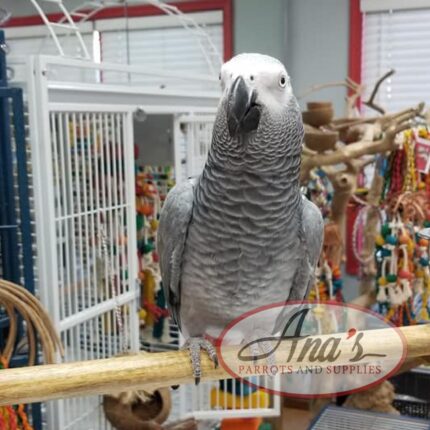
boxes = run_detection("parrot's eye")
[279,75,287,88]
[218,73,221,80]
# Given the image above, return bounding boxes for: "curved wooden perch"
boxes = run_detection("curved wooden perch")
[0,324,429,406]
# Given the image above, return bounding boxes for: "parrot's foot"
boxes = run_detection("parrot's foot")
[182,337,218,385]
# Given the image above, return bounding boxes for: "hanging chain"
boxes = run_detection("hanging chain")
[99,222,128,352]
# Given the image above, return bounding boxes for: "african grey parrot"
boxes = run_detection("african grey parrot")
[157,53,324,383]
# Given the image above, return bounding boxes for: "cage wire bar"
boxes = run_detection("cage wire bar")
[174,114,215,184]
[0,30,40,429]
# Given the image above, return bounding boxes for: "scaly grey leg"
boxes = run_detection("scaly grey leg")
[182,337,218,385]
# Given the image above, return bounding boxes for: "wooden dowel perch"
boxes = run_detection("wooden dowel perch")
[0,324,430,406]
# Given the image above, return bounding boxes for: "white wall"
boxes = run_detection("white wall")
[234,0,350,115]
[2,0,85,17]
[233,0,287,63]
[286,0,350,116]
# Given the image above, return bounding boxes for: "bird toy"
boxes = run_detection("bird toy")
[305,168,333,218]
[373,127,430,325]
[309,255,343,303]
[135,162,174,342]
[375,216,418,326]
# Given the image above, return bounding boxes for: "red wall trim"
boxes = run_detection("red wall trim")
[222,0,233,60]
[348,0,363,87]
[4,0,233,61]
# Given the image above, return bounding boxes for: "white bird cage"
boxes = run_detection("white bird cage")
[174,114,215,184]
[6,21,281,428]
[27,57,142,430]
[179,376,281,421]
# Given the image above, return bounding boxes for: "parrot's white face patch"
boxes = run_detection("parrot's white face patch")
[220,53,293,111]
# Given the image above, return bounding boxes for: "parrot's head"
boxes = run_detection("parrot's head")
[213,53,303,170]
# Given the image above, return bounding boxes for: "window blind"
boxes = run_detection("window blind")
[362,8,430,112]
[7,32,94,83]
[361,0,430,12]
[98,12,223,86]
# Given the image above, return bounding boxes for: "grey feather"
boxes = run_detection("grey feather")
[302,197,325,269]
[273,196,323,334]
[157,178,196,329]
[288,196,324,301]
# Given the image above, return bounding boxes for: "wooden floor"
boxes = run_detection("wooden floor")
[266,406,314,430]
[281,407,313,429]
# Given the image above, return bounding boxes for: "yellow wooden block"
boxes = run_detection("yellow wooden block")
[210,387,269,409]
[375,234,385,247]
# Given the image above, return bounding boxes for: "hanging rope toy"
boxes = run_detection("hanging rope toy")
[98,222,128,352]
[0,279,63,430]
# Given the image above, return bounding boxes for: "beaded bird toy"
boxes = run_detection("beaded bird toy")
[375,218,417,326]
[375,129,430,325]
[309,255,343,303]
[135,162,174,341]
[304,169,344,303]
[306,168,333,219]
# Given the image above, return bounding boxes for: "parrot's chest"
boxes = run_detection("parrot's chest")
[179,176,303,334]
[184,205,300,285]
[187,182,300,260]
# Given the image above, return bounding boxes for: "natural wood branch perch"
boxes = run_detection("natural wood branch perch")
[298,77,364,117]
[0,324,430,406]
[363,69,395,115]
[345,77,365,117]
[298,80,361,100]
[301,103,424,183]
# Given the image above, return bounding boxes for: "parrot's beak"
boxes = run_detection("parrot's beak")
[227,76,260,138]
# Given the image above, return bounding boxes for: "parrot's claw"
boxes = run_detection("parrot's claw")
[182,337,218,385]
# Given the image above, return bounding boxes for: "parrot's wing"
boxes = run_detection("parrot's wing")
[302,197,324,286]
[273,197,323,334]
[288,196,324,301]
[157,178,196,329]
